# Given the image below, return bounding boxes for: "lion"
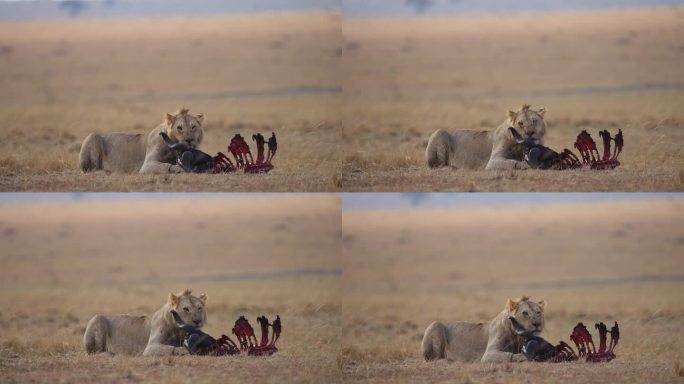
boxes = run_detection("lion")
[425,105,547,170]
[79,108,205,174]
[83,289,207,356]
[421,296,545,363]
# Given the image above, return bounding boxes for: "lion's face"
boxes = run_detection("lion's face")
[507,105,547,145]
[507,297,545,335]
[165,109,205,149]
[168,290,207,328]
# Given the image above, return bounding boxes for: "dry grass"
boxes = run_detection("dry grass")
[341,198,684,383]
[341,8,684,191]
[675,359,684,377]
[0,195,341,383]
[0,11,341,191]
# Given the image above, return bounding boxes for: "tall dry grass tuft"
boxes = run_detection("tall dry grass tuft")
[675,360,684,377]
[2,337,77,356]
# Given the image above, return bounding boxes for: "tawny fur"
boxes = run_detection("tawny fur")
[421,296,546,363]
[79,108,205,174]
[83,289,208,356]
[425,105,547,170]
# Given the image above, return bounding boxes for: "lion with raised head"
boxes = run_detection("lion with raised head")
[83,289,207,356]
[421,296,545,363]
[425,105,547,170]
[79,108,205,174]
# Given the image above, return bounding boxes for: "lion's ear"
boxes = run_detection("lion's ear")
[538,300,546,309]
[168,292,180,306]
[506,298,518,312]
[165,113,176,127]
[196,113,205,124]
[538,107,546,117]
[199,293,208,304]
[507,110,517,121]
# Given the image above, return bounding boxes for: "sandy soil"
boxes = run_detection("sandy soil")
[0,11,342,191]
[341,198,684,383]
[0,195,341,383]
[341,7,684,191]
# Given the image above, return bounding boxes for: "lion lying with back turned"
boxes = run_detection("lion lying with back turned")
[83,289,207,356]
[425,105,547,170]
[421,296,545,363]
[79,108,205,174]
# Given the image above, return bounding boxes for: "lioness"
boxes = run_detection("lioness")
[79,108,205,174]
[421,296,545,363]
[425,105,547,170]
[83,289,207,356]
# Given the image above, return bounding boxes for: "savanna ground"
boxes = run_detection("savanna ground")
[341,7,684,191]
[0,195,341,383]
[0,11,341,191]
[342,198,684,383]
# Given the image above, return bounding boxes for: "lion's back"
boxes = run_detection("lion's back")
[84,314,151,355]
[451,130,494,169]
[79,125,167,173]
[425,129,493,169]
[444,123,523,169]
[444,321,489,362]
[98,132,149,172]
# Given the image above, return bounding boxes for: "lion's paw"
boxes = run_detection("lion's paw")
[173,347,190,356]
[169,164,185,174]
[511,353,528,362]
[515,161,531,170]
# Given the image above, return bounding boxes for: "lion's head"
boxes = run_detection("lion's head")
[164,108,205,149]
[167,289,207,328]
[506,104,547,145]
[506,296,545,335]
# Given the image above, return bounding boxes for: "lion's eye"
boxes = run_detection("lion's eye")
[522,311,529,317]
[532,119,538,124]
[177,126,183,132]
[183,307,190,313]
[197,307,202,311]
[191,125,196,130]
[518,121,524,126]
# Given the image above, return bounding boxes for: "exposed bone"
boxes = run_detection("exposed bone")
[599,130,612,161]
[267,132,277,164]
[253,134,267,164]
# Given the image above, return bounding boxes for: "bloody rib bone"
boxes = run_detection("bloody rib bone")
[267,132,277,164]
[162,131,277,174]
[253,133,266,165]
[173,313,281,356]
[510,127,623,170]
[230,133,276,174]
[511,318,620,363]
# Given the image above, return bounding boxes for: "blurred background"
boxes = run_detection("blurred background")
[341,0,684,191]
[342,193,684,382]
[0,193,341,382]
[0,0,338,20]
[343,0,682,17]
[0,0,341,191]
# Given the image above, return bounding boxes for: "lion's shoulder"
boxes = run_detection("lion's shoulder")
[147,308,176,336]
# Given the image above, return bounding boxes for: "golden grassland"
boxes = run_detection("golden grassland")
[0,11,341,191]
[341,8,684,191]
[0,195,341,383]
[341,198,684,383]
